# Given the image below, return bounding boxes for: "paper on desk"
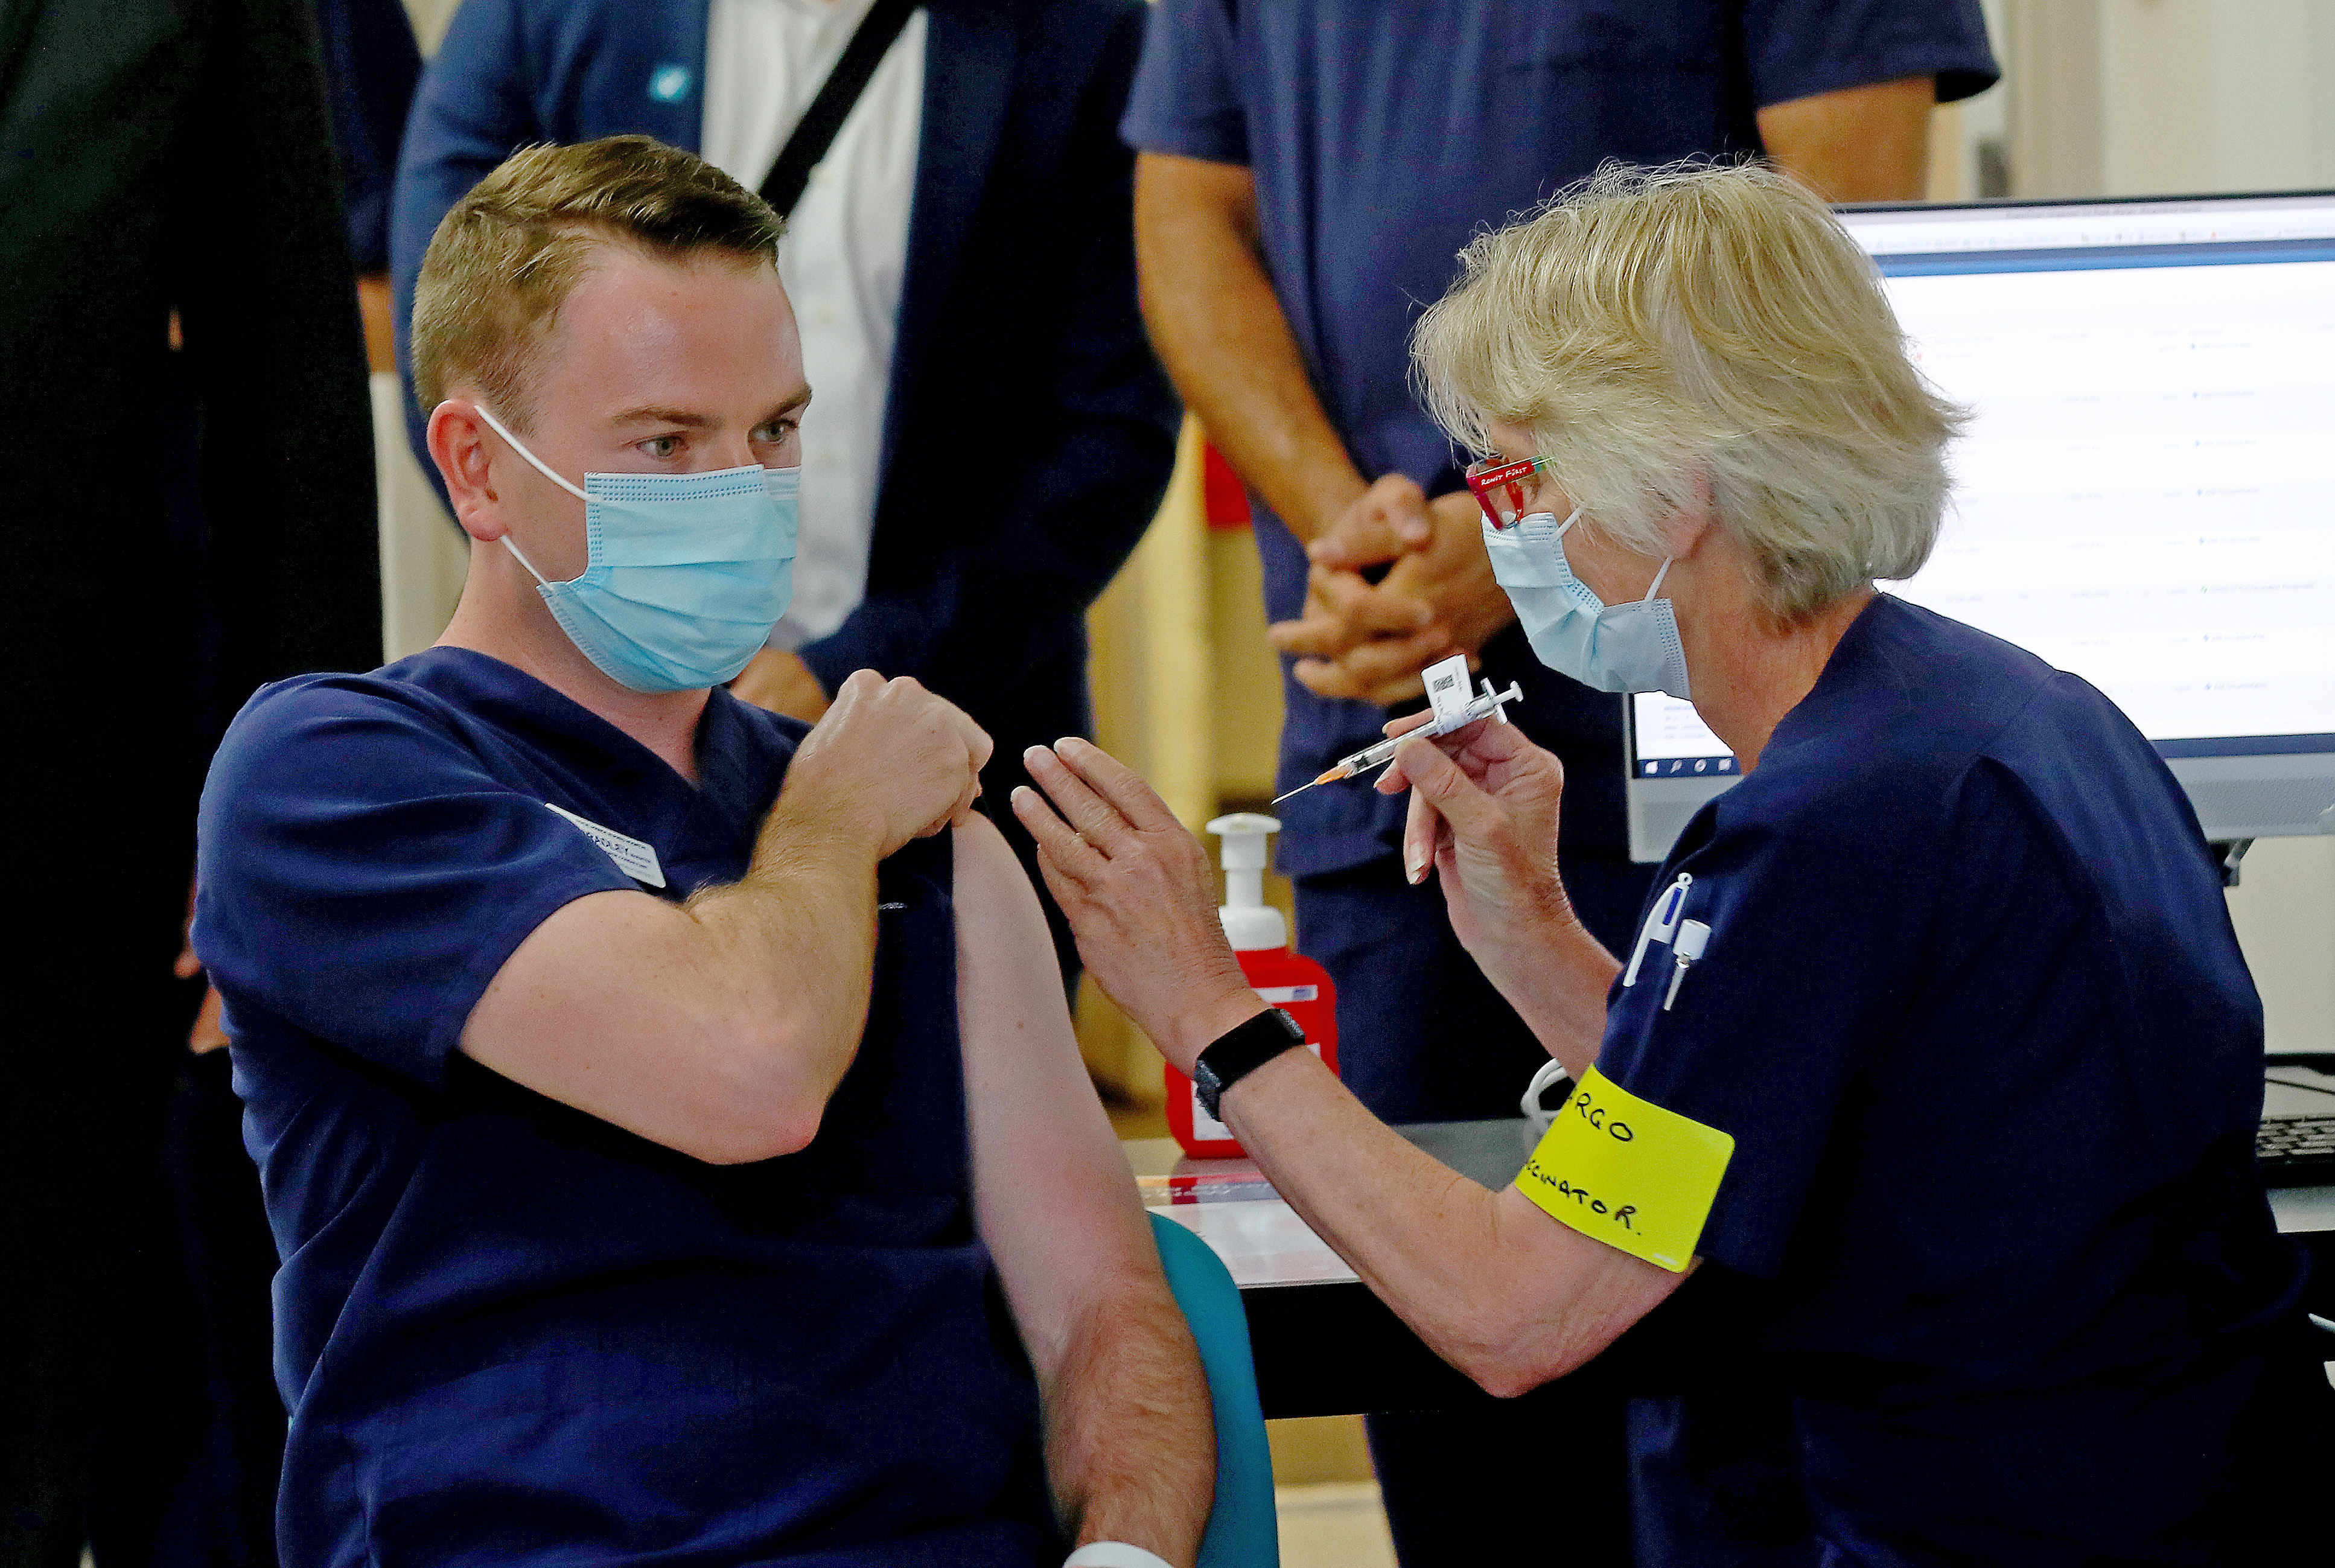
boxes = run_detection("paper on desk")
[1148,1198,1360,1288]
[1137,1169,1280,1205]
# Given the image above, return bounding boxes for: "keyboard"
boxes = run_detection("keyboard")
[2256,1114,2335,1187]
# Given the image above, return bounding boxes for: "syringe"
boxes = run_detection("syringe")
[1272,675,1523,804]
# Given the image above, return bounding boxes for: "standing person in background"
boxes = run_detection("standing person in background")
[392,0,1179,989]
[317,0,425,373]
[0,0,380,1560]
[1120,2,1997,1560]
[161,7,424,1564]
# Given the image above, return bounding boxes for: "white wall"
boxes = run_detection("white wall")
[2228,839,2335,1054]
[371,375,468,661]
[381,0,472,658]
[2004,0,2335,199]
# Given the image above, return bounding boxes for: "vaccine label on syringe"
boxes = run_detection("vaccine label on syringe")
[1424,655,1473,728]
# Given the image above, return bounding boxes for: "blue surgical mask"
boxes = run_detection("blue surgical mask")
[1483,508,1692,700]
[474,404,799,693]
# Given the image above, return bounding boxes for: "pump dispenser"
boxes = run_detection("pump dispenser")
[1166,814,1340,1158]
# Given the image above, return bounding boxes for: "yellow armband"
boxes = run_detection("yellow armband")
[1514,1066,1734,1272]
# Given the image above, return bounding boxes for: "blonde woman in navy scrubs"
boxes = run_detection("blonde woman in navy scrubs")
[1016,163,2330,1564]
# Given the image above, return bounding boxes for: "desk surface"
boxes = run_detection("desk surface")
[1125,1121,1544,1416]
[1125,1120,1537,1291]
[1130,1098,2335,1295]
[1129,1089,2335,1416]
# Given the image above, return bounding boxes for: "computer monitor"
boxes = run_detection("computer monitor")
[1624,189,2335,862]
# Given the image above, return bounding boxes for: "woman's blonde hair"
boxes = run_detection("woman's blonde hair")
[1413,161,1963,622]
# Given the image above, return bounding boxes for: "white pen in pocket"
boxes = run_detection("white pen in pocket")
[1623,872,1692,987]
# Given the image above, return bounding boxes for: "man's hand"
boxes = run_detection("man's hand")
[730,646,833,722]
[1010,739,1260,1074]
[780,670,990,858]
[1270,490,1514,704]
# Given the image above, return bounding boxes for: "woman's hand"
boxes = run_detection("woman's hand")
[1011,739,1263,1074]
[1377,714,1579,963]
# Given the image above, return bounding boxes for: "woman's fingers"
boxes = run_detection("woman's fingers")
[1392,735,1508,848]
[1403,783,1447,885]
[1008,782,1103,882]
[1021,743,1141,854]
[1046,736,1187,838]
[1381,708,1438,741]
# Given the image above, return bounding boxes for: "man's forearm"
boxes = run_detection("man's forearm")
[687,797,883,1114]
[1133,151,1363,543]
[1043,1281,1214,1564]
[460,809,884,1166]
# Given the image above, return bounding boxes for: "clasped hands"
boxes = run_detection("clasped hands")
[1269,474,1515,706]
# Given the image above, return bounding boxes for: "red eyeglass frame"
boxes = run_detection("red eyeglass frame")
[1464,455,1557,530]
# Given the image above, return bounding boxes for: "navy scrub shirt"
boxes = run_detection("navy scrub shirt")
[1578,596,2307,1563]
[193,648,1057,1568]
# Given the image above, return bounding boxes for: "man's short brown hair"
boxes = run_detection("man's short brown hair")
[411,135,785,429]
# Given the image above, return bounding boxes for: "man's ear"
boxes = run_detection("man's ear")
[427,400,505,542]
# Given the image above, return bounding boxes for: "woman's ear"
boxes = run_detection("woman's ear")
[1660,467,1717,561]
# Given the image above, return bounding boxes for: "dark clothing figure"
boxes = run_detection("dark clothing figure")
[0,0,379,1561]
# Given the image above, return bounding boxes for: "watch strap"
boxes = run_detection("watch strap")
[1193,1007,1307,1120]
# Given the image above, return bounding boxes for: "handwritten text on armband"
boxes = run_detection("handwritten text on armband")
[1512,1066,1734,1272]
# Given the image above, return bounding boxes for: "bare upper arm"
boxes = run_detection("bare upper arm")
[954,815,1164,1369]
[1757,74,1936,203]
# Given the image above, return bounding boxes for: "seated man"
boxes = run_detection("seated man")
[193,136,1210,1568]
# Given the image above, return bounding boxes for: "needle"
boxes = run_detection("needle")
[1270,678,1521,805]
[1271,765,1352,805]
[1271,742,1403,805]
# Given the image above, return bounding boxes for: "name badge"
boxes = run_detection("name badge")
[544,802,666,888]
[1514,1066,1733,1272]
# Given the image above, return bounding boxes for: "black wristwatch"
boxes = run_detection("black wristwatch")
[1192,1007,1308,1121]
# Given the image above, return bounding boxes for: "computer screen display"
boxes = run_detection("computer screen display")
[1625,190,2335,861]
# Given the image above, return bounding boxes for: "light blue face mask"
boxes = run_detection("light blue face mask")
[1482,508,1693,700]
[475,404,799,693]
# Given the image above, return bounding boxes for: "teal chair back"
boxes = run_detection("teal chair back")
[1148,1211,1280,1567]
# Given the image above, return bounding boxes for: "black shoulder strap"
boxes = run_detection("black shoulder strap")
[757,0,922,221]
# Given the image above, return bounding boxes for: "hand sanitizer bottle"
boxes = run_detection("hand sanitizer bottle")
[1166,813,1341,1158]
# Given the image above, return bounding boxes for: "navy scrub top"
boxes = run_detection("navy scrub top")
[1120,0,1999,875]
[1598,596,2305,1563]
[193,648,1057,1568]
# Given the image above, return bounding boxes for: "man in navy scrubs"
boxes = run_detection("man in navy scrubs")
[193,136,1211,1568]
